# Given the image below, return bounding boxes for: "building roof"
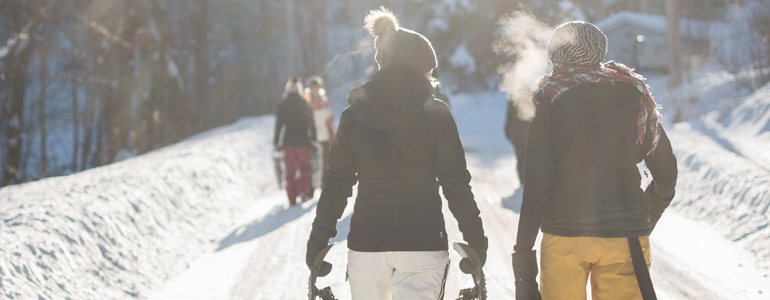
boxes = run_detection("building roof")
[594,11,727,40]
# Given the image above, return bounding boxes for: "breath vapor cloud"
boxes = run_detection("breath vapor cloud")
[493,11,552,121]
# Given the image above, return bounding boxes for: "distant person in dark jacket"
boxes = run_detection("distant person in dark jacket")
[504,100,530,185]
[274,77,316,206]
[306,8,487,300]
[511,22,678,300]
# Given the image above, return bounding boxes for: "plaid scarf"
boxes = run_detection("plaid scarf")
[536,61,661,154]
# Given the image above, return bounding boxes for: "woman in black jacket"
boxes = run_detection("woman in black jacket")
[511,22,678,300]
[305,8,487,300]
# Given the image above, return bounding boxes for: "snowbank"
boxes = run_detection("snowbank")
[1,116,278,299]
[725,83,770,139]
[675,83,770,268]
[667,122,770,268]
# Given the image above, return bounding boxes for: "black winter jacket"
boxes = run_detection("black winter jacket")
[274,93,316,148]
[309,65,486,252]
[515,83,678,251]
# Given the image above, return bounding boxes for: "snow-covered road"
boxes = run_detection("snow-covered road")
[3,90,769,299]
[146,141,770,300]
[147,93,770,300]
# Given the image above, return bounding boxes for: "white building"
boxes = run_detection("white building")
[595,11,725,73]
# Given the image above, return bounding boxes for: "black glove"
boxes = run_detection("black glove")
[306,239,332,277]
[460,236,488,274]
[512,250,542,300]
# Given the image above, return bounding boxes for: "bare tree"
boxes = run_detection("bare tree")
[665,0,685,121]
[37,43,48,178]
[665,0,684,88]
[81,77,96,171]
[104,0,143,162]
[1,1,48,186]
[286,0,299,75]
[69,25,80,172]
[193,0,210,132]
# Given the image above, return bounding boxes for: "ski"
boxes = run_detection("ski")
[308,244,337,300]
[453,242,487,300]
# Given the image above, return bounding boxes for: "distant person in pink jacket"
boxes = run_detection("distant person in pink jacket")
[306,76,335,173]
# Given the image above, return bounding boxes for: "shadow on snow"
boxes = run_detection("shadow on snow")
[330,213,352,244]
[501,187,524,214]
[217,202,316,251]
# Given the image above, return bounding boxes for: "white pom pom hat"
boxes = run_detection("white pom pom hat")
[364,7,437,74]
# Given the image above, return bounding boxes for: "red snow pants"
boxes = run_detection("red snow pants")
[283,147,312,206]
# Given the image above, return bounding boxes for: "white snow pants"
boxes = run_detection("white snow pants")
[347,250,450,300]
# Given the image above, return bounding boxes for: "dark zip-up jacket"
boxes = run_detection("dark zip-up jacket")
[274,93,316,148]
[308,65,485,252]
[515,82,678,251]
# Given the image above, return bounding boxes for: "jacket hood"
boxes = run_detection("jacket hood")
[348,65,433,131]
[283,92,314,125]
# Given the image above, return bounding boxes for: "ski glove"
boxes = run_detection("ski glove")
[306,240,332,277]
[512,250,542,300]
[460,236,488,274]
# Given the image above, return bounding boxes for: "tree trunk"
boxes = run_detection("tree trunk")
[93,61,114,168]
[81,79,95,171]
[70,27,80,173]
[301,1,327,75]
[665,0,684,89]
[193,0,209,132]
[38,46,48,178]
[80,29,101,171]
[108,1,141,162]
[0,0,57,186]
[665,0,684,121]
[94,88,106,166]
[2,32,37,186]
[286,0,298,76]
[150,0,181,146]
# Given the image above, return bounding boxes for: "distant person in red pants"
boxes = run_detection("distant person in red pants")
[274,77,317,206]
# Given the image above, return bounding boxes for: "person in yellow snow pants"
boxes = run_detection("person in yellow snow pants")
[509,21,678,300]
[540,234,652,300]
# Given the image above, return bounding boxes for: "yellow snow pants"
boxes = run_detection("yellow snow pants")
[540,233,652,300]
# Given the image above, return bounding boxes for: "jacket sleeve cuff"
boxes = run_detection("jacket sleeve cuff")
[651,180,675,201]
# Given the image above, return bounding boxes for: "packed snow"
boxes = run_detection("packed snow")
[3,85,770,299]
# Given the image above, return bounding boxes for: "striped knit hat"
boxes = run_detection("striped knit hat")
[364,7,437,74]
[546,21,607,66]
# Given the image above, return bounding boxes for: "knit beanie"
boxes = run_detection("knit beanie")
[546,21,607,66]
[306,76,323,87]
[364,7,437,74]
[305,76,326,97]
[285,76,303,94]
